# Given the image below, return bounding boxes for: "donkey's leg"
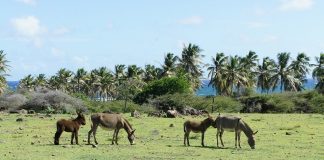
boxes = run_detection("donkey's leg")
[87,127,93,144]
[112,129,117,145]
[235,131,238,148]
[216,130,219,147]
[92,124,99,145]
[220,130,224,147]
[238,132,241,148]
[71,132,75,145]
[201,131,205,147]
[186,132,190,146]
[75,131,79,145]
[115,129,120,145]
[54,130,63,145]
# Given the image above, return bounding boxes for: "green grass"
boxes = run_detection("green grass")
[0,113,324,160]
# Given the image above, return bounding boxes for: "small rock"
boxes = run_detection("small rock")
[83,139,87,142]
[45,114,52,118]
[169,124,174,127]
[52,154,55,156]
[31,142,35,145]
[19,127,23,130]
[18,109,28,114]
[16,118,23,122]
[28,110,36,114]
[62,145,72,148]
[0,118,3,121]
[286,132,292,135]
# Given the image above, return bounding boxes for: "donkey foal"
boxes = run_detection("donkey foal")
[183,116,214,147]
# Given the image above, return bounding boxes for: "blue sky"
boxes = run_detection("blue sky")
[1,0,324,80]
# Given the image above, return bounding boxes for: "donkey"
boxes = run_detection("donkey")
[88,113,136,145]
[213,115,258,149]
[183,116,214,147]
[54,112,86,145]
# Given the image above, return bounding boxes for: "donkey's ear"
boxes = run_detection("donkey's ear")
[131,129,136,134]
[253,131,258,135]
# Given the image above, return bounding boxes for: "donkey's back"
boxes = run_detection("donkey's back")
[215,116,241,131]
[90,113,123,129]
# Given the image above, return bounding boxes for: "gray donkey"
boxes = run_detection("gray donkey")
[213,115,258,149]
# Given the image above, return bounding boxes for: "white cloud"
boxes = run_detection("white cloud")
[279,0,314,11]
[263,35,278,43]
[11,16,47,47]
[53,27,70,35]
[247,22,267,28]
[51,47,65,57]
[179,16,203,25]
[72,56,89,65]
[18,0,37,6]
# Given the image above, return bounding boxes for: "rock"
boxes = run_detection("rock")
[18,109,28,114]
[19,127,23,130]
[286,132,292,135]
[16,118,23,122]
[0,118,3,121]
[31,142,35,145]
[169,124,174,127]
[166,110,178,118]
[28,110,36,114]
[131,110,140,118]
[45,114,52,118]
[62,145,72,148]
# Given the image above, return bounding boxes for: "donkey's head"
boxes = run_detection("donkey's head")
[248,131,258,149]
[77,112,86,125]
[128,129,136,145]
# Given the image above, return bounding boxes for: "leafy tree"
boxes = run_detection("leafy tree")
[162,53,178,77]
[312,53,324,93]
[0,50,9,95]
[208,52,228,95]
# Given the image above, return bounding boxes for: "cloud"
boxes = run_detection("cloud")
[53,27,70,35]
[11,16,47,47]
[72,56,89,65]
[179,16,203,25]
[279,0,314,11]
[51,47,65,57]
[263,35,278,43]
[247,22,267,28]
[18,0,37,6]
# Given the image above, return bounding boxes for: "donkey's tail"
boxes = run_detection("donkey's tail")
[183,122,187,133]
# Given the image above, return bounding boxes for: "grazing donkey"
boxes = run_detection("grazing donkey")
[183,116,214,147]
[88,113,136,145]
[213,115,258,149]
[54,112,86,145]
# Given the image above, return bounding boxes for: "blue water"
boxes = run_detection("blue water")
[7,79,317,96]
[196,79,317,96]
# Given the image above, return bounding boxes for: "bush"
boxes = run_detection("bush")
[86,100,150,113]
[212,96,242,113]
[309,94,324,113]
[133,77,191,104]
[0,93,27,111]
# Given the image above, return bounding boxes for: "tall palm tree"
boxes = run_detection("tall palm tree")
[56,68,73,92]
[19,74,34,91]
[114,64,126,80]
[100,72,115,101]
[178,43,204,90]
[74,68,88,93]
[127,65,143,79]
[256,57,276,93]
[312,53,324,93]
[0,50,10,95]
[270,52,299,92]
[289,53,310,91]
[34,73,47,89]
[162,53,178,77]
[223,56,250,96]
[144,64,160,82]
[208,52,228,95]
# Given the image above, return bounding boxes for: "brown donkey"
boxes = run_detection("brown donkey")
[88,113,136,145]
[183,116,214,147]
[54,112,86,145]
[213,115,258,149]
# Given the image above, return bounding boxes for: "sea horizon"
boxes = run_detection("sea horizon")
[8,79,317,96]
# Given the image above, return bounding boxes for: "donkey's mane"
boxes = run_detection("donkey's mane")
[123,117,133,130]
[241,120,254,137]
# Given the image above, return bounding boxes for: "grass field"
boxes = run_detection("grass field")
[0,113,324,160]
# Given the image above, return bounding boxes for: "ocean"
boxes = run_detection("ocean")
[7,79,316,96]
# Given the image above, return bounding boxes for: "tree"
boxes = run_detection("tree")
[289,53,310,91]
[56,68,73,92]
[0,50,10,95]
[143,64,160,82]
[114,64,126,80]
[162,53,178,77]
[178,43,204,90]
[312,53,324,93]
[19,74,34,91]
[208,52,228,95]
[256,57,276,93]
[34,74,47,89]
[270,52,300,92]
[74,68,88,93]
[127,65,143,79]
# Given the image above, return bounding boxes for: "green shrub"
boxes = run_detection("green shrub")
[309,94,324,113]
[133,77,191,104]
[213,96,242,113]
[86,100,152,113]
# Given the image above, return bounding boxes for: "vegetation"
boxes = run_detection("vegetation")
[0,50,10,95]
[0,113,323,159]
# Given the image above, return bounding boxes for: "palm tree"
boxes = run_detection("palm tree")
[270,52,300,92]
[208,52,228,95]
[127,65,143,79]
[56,68,73,92]
[114,64,126,80]
[74,68,88,93]
[289,53,310,91]
[100,71,115,101]
[162,53,178,77]
[256,57,276,93]
[223,56,250,96]
[34,74,47,89]
[178,43,204,90]
[0,50,10,95]
[144,64,160,82]
[48,75,60,90]
[19,74,34,91]
[312,53,324,93]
